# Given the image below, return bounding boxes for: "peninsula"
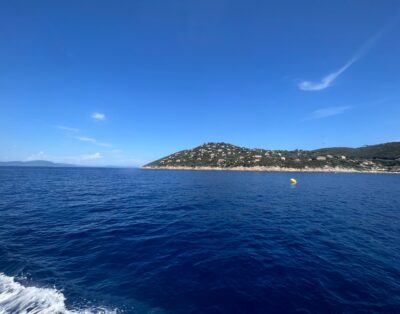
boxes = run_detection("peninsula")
[143,142,400,173]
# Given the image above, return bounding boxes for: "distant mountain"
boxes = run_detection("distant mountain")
[143,142,400,173]
[0,160,76,167]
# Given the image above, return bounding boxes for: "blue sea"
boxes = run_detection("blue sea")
[0,167,399,313]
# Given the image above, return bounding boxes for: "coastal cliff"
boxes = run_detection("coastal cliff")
[143,142,400,173]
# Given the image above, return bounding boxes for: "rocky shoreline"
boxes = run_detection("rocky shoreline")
[142,165,400,174]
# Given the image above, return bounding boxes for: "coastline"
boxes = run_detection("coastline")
[142,166,400,174]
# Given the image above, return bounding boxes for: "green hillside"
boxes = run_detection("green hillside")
[144,142,400,172]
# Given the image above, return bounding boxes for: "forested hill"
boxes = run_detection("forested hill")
[144,142,400,172]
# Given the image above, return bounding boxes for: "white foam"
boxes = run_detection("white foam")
[0,273,117,314]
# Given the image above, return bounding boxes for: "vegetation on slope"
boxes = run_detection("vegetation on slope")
[144,142,400,172]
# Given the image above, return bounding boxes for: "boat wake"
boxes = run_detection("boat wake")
[0,273,117,314]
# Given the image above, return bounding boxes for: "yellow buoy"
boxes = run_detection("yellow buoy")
[290,178,297,184]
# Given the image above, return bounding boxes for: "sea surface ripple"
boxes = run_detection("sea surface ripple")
[0,167,399,313]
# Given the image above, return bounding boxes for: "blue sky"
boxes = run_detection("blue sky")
[0,1,399,166]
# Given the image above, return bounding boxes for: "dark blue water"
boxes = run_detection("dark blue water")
[0,167,399,313]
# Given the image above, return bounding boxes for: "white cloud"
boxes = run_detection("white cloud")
[91,112,106,121]
[298,62,353,91]
[307,106,351,120]
[75,136,111,147]
[298,24,391,91]
[55,125,80,132]
[81,152,103,160]
[26,151,47,161]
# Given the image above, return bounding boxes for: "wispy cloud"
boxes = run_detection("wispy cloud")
[75,136,111,147]
[81,152,103,161]
[76,136,96,143]
[298,21,395,91]
[307,106,351,120]
[306,106,351,120]
[91,112,106,121]
[298,63,353,91]
[54,125,112,148]
[55,125,80,132]
[105,149,123,154]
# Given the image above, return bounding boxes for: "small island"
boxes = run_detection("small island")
[143,142,400,173]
